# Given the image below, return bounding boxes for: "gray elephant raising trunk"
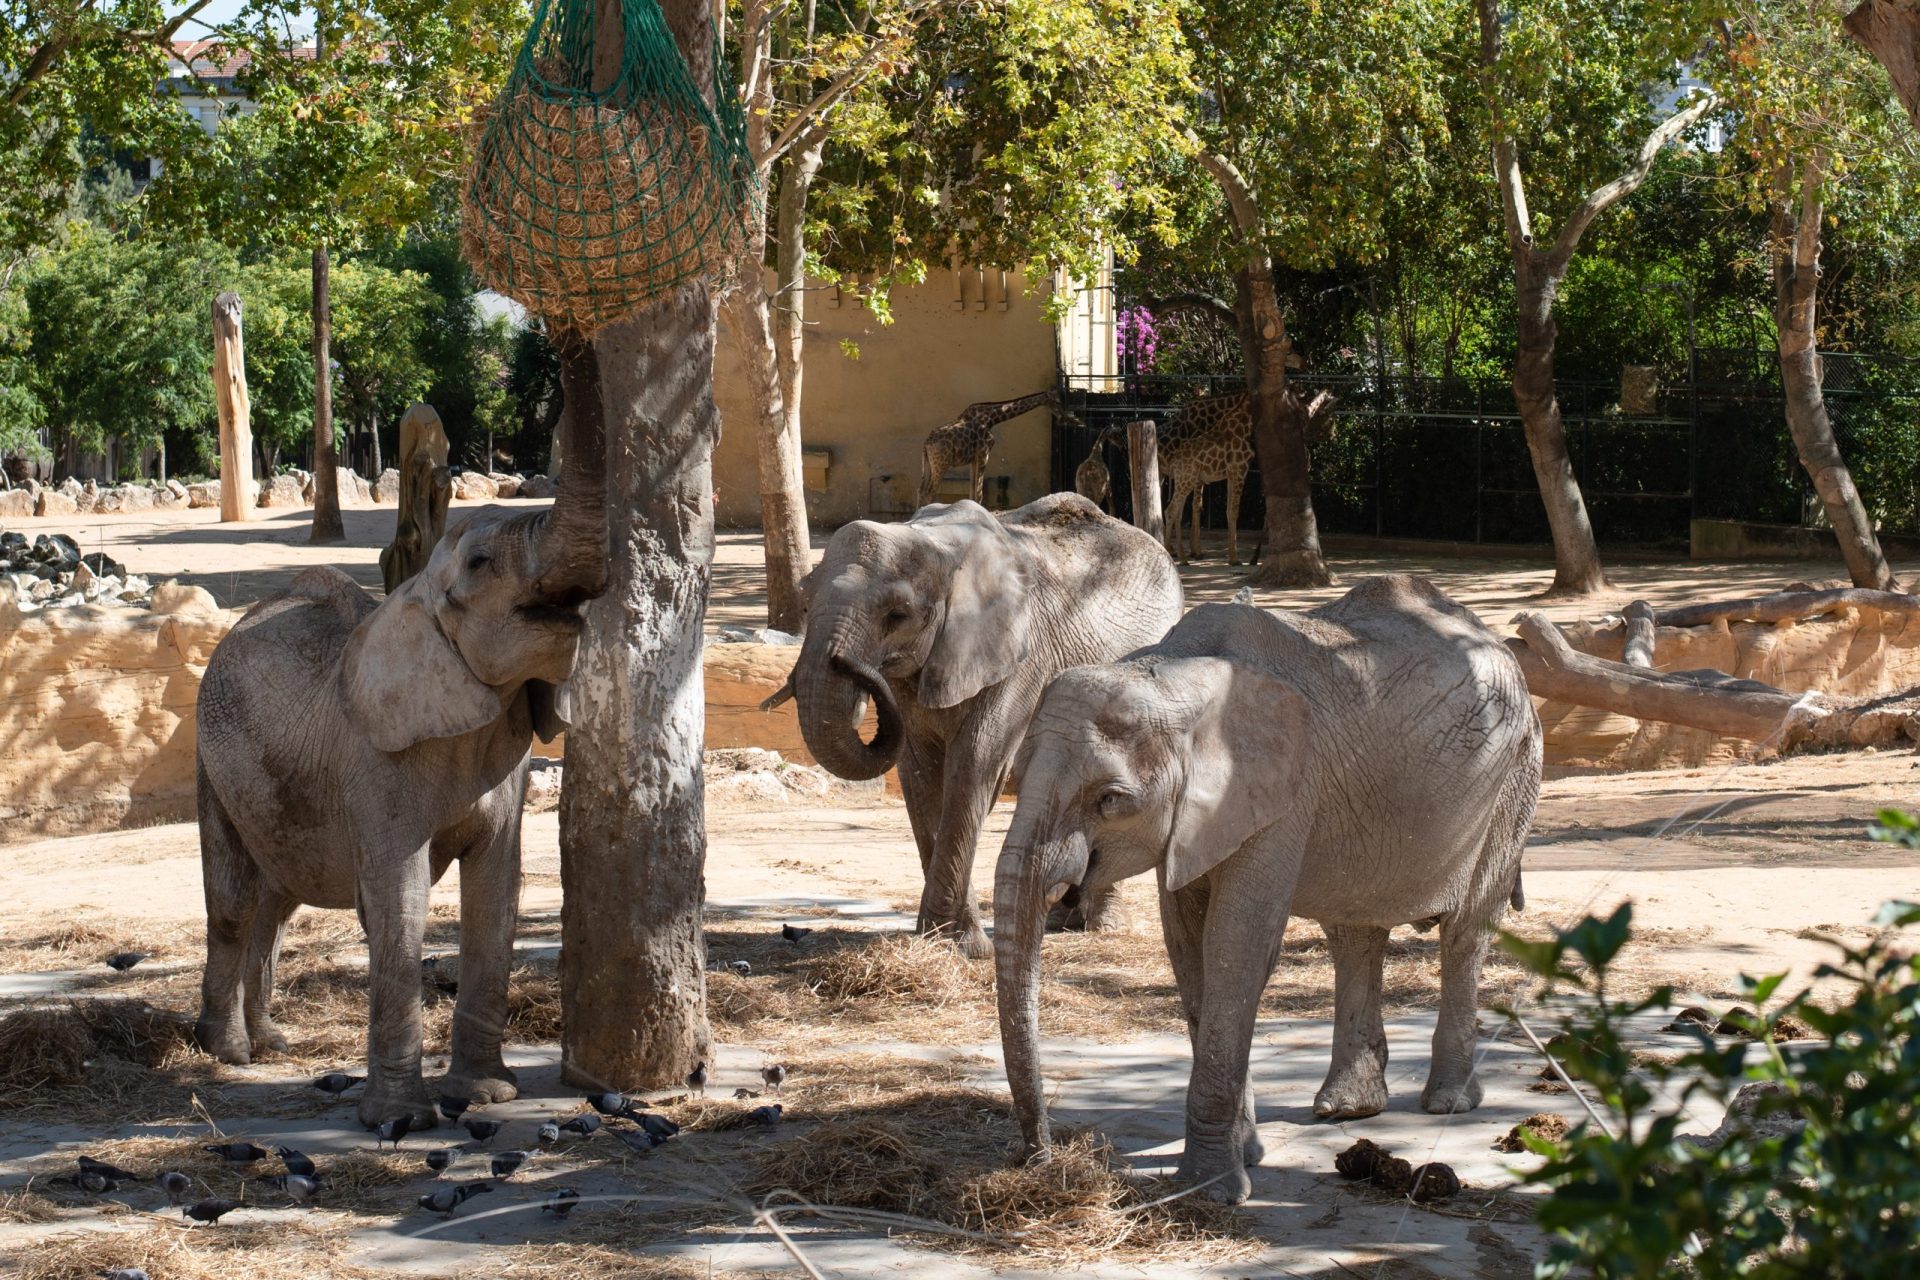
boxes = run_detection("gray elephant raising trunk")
[788,494,1183,957]
[994,576,1541,1204]
[193,348,611,1129]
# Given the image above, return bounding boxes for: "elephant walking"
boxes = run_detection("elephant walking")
[788,494,1184,957]
[993,576,1542,1203]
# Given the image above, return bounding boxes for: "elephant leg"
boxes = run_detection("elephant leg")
[1054,881,1126,934]
[445,801,523,1106]
[1224,470,1244,566]
[196,768,260,1065]
[1314,923,1390,1119]
[1162,880,1262,1168]
[357,843,438,1130]
[241,891,298,1058]
[898,734,946,882]
[919,728,1013,960]
[1422,915,1492,1114]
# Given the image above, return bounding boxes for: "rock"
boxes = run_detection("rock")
[35,488,77,517]
[58,477,81,499]
[716,624,802,646]
[776,763,833,799]
[151,581,218,615]
[335,466,371,506]
[707,770,791,806]
[295,469,314,503]
[525,767,563,813]
[490,473,521,498]
[0,489,34,519]
[27,578,53,600]
[373,468,401,504]
[453,471,499,501]
[33,533,80,569]
[115,484,154,511]
[259,474,306,508]
[186,482,220,509]
[518,475,558,499]
[70,562,97,594]
[82,551,127,579]
[154,486,188,510]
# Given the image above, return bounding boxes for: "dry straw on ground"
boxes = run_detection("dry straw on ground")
[13,1217,376,1280]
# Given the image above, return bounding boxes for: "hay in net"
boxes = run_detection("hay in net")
[460,0,754,333]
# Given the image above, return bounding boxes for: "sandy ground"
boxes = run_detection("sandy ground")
[5,501,1918,1275]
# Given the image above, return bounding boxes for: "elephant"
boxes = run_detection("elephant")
[192,373,609,1130]
[993,576,1542,1204]
[787,493,1184,958]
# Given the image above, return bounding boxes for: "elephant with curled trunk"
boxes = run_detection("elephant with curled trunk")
[789,494,1183,957]
[994,576,1541,1204]
[193,364,609,1129]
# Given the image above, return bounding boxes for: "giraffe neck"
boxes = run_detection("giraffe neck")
[969,389,1057,427]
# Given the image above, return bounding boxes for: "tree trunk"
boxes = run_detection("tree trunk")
[1771,175,1896,591]
[1846,0,1920,130]
[1236,262,1330,587]
[558,0,718,1091]
[1511,260,1607,594]
[768,134,826,631]
[371,410,382,479]
[212,291,254,523]
[309,244,345,543]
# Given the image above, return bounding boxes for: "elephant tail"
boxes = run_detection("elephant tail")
[1510,874,1526,912]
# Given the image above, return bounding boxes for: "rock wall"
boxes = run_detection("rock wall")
[1540,606,1920,772]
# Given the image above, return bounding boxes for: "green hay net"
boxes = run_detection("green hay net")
[460,0,754,333]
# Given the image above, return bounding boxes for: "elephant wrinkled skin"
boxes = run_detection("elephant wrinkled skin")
[193,504,602,1129]
[993,576,1543,1203]
[789,494,1184,957]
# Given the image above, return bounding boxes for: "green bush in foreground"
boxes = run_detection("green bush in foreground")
[1505,811,1920,1278]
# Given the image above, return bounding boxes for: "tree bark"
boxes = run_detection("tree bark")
[1621,599,1656,669]
[1126,418,1163,541]
[1846,0,1920,130]
[558,0,718,1092]
[1510,261,1607,594]
[212,291,254,523]
[768,132,827,630]
[309,243,345,543]
[1770,160,1897,591]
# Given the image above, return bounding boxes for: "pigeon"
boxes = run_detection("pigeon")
[733,1087,761,1100]
[97,1269,150,1280]
[462,1116,503,1144]
[371,1114,413,1150]
[543,1187,582,1219]
[104,951,149,972]
[586,1092,631,1117]
[203,1142,268,1165]
[781,923,813,945]
[490,1150,532,1180]
[746,1104,783,1126]
[183,1197,242,1225]
[157,1170,192,1205]
[78,1155,143,1182]
[312,1072,363,1097]
[615,1128,661,1155]
[436,1094,471,1122]
[635,1112,680,1143]
[537,1121,560,1145]
[261,1174,325,1205]
[425,1148,456,1175]
[686,1061,708,1098]
[275,1147,316,1177]
[55,1170,118,1194]
[761,1063,788,1096]
[417,1181,492,1217]
[558,1114,601,1137]
[727,959,752,975]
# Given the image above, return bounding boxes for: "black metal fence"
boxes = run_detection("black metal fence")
[1055,351,1920,550]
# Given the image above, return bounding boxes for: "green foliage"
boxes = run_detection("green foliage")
[1502,820,1920,1278]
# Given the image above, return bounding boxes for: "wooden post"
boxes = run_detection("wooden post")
[1621,599,1656,669]
[1127,418,1163,543]
[380,402,451,593]
[212,291,254,522]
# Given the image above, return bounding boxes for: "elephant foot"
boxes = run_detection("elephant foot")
[1177,1147,1254,1205]
[921,916,992,960]
[1242,1128,1266,1168]
[1420,1074,1483,1115]
[1313,1069,1389,1120]
[247,1022,290,1057]
[359,1086,439,1132]
[445,1064,519,1105]
[194,1017,252,1066]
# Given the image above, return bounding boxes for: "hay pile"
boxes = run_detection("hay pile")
[745,1087,1254,1263]
[0,1000,207,1120]
[13,1217,374,1280]
[461,92,728,333]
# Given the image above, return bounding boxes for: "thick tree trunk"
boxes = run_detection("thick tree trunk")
[1771,179,1896,591]
[1512,263,1607,594]
[211,291,254,523]
[1846,0,1920,130]
[1237,262,1329,587]
[309,244,345,543]
[558,0,717,1091]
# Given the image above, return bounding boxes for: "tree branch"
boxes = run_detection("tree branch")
[1187,133,1263,239]
[7,0,209,108]
[1845,0,1920,132]
[759,0,938,170]
[1144,291,1238,330]
[1546,89,1717,274]
[1474,0,1534,258]
[1794,148,1825,273]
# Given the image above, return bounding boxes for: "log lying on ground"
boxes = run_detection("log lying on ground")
[1651,587,1920,630]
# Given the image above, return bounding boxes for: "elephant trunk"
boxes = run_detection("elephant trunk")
[994,842,1052,1154]
[793,617,904,781]
[529,329,610,604]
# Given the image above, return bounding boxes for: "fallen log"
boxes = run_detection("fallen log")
[1653,587,1920,630]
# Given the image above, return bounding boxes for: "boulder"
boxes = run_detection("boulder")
[165,478,188,501]
[335,466,371,506]
[35,488,77,517]
[518,474,558,499]
[0,489,34,519]
[186,482,220,509]
[58,477,81,499]
[453,471,499,501]
[373,468,401,504]
[154,482,188,510]
[490,472,521,499]
[32,533,81,569]
[259,474,306,508]
[151,580,219,615]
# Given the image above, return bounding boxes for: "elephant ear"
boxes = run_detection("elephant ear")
[916,502,1031,709]
[525,679,570,743]
[341,578,502,753]
[1163,658,1313,893]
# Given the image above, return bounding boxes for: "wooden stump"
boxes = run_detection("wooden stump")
[1126,419,1163,543]
[212,292,254,523]
[379,403,451,593]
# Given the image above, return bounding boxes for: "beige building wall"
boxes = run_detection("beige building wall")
[712,266,1067,529]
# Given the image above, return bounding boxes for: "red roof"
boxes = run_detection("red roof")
[170,39,318,79]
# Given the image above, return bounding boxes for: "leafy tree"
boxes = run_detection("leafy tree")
[328,258,435,476]
[505,321,562,472]
[0,285,44,463]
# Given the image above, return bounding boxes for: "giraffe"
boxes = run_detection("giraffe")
[1073,426,1117,512]
[917,389,1060,508]
[1157,390,1255,565]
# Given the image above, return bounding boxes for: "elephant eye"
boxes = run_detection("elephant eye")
[883,607,911,628]
[1097,788,1134,818]
[467,552,492,573]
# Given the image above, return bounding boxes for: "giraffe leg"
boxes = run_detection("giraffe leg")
[1192,480,1205,561]
[1225,468,1244,566]
[1166,480,1189,559]
[972,443,987,505]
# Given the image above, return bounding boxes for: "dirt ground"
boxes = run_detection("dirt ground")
[4,501,1918,1276]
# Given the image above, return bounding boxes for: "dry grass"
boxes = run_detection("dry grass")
[0,1000,220,1124]
[12,1217,376,1280]
[744,1087,1256,1263]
